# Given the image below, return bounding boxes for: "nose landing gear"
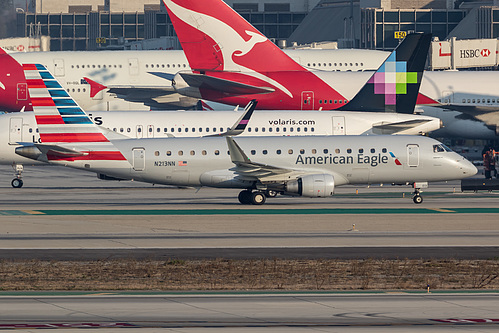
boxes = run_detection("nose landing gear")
[11,164,24,188]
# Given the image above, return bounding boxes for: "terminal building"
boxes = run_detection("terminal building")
[12,0,499,54]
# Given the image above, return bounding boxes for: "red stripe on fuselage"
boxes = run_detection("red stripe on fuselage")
[22,64,38,71]
[35,115,64,124]
[47,151,126,161]
[40,133,109,143]
[26,79,46,89]
[31,97,56,107]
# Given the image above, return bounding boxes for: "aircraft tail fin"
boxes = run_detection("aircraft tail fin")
[162,0,305,73]
[339,33,432,114]
[23,64,126,161]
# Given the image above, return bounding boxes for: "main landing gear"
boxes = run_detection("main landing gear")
[238,189,278,205]
[11,164,24,188]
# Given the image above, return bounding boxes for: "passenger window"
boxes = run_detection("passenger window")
[149,127,153,133]
[156,128,160,133]
[311,149,317,154]
[215,150,220,155]
[185,128,188,132]
[269,128,273,132]
[29,128,32,133]
[178,151,183,156]
[290,128,294,132]
[300,149,305,154]
[262,128,266,132]
[304,128,308,132]
[202,150,207,155]
[190,150,195,156]
[347,149,352,153]
[276,128,280,132]
[154,151,159,156]
[311,128,314,132]
[359,148,364,153]
[166,151,171,156]
[335,149,340,153]
[323,149,328,154]
[127,128,131,133]
[263,150,268,155]
[251,150,256,155]
[199,128,203,132]
[382,148,387,153]
[178,128,181,132]
[192,128,195,132]
[370,148,375,153]
[120,128,124,133]
[248,128,252,132]
[297,128,300,132]
[276,149,281,154]
[255,128,259,132]
[288,149,293,154]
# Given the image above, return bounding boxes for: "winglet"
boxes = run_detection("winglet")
[206,99,257,137]
[226,137,251,164]
[84,77,107,98]
[339,33,432,114]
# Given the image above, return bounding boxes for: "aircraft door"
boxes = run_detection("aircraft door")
[147,125,154,138]
[128,58,139,76]
[53,59,65,77]
[332,116,346,135]
[301,91,314,110]
[132,148,145,171]
[406,144,419,167]
[17,83,27,101]
[9,117,23,144]
[136,125,143,138]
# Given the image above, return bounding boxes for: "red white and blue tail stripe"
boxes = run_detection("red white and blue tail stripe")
[23,64,126,162]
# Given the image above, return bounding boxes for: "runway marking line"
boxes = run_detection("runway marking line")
[428,208,456,213]
[10,208,499,216]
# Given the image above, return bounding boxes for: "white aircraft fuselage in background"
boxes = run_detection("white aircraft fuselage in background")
[2,49,499,138]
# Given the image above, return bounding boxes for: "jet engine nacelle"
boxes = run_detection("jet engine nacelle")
[285,174,335,197]
[172,72,202,99]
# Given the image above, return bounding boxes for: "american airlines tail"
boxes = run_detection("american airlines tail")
[339,33,432,114]
[21,64,126,163]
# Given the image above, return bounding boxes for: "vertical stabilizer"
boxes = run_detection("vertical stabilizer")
[23,64,125,161]
[162,0,305,73]
[339,33,432,114]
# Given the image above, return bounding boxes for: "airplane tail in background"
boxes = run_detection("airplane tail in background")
[339,33,432,114]
[22,64,126,162]
[162,0,306,73]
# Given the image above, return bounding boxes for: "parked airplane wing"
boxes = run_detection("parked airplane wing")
[84,76,199,110]
[372,119,434,135]
[179,72,275,95]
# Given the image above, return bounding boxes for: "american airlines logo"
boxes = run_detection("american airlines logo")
[296,152,390,167]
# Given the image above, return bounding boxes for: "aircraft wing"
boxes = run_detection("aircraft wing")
[84,77,200,110]
[226,137,302,181]
[179,72,275,95]
[372,119,434,135]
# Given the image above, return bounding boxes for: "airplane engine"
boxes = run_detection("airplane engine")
[285,174,335,197]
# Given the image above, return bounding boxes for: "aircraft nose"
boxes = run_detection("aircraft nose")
[459,158,478,177]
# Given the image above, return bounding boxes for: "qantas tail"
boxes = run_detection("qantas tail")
[20,64,126,162]
[162,0,305,73]
[339,33,432,114]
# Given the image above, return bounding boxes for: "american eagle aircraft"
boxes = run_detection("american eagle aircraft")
[1,36,440,188]
[15,64,476,204]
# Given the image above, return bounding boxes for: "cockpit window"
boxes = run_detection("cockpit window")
[433,144,452,153]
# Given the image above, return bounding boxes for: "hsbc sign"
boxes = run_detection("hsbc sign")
[430,38,498,69]
[460,49,491,58]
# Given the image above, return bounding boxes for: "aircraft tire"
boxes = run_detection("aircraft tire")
[251,191,266,205]
[11,178,23,188]
[413,195,423,204]
[238,190,252,205]
[265,190,278,198]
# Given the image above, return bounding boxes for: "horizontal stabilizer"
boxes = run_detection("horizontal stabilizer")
[179,72,275,95]
[35,144,88,158]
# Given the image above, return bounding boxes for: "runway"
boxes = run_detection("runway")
[0,292,499,332]
[1,165,499,259]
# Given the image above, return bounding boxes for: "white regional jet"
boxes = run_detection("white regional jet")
[15,64,476,204]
